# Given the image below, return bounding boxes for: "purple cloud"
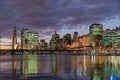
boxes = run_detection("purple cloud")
[0,0,120,38]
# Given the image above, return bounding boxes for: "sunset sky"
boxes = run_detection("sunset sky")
[0,0,120,47]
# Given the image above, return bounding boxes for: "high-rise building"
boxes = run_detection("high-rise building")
[50,31,61,50]
[73,32,78,41]
[89,24,103,47]
[12,26,18,50]
[63,33,72,49]
[21,28,39,50]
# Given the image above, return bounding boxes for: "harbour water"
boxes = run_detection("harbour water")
[0,53,120,80]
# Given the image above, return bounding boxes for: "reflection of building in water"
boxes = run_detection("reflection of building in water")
[22,54,38,76]
[110,56,120,78]
[104,56,111,76]
[76,56,83,77]
[12,55,17,80]
[51,55,57,75]
[83,56,87,76]
[51,55,62,76]
[39,55,53,74]
[104,56,120,79]
[90,56,104,80]
[58,55,72,78]
[64,55,71,73]
[117,56,120,78]
[75,56,90,77]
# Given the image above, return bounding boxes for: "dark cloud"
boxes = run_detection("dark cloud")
[0,0,120,38]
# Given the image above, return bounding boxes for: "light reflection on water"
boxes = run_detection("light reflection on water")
[0,53,120,80]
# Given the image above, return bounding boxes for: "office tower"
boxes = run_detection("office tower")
[12,26,18,50]
[50,31,61,50]
[73,32,78,41]
[63,33,72,49]
[89,24,103,47]
[21,28,39,50]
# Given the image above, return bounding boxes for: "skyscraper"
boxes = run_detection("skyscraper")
[50,31,61,50]
[73,32,78,41]
[89,24,103,47]
[63,33,72,49]
[12,26,18,50]
[21,28,39,50]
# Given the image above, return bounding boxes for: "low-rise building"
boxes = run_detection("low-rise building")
[38,39,48,50]
[70,34,90,50]
[103,27,120,47]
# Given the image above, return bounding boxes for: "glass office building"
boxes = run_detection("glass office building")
[90,24,103,47]
[21,28,39,50]
[103,27,120,47]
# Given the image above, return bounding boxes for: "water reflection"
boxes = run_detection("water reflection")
[12,54,17,80]
[22,52,38,79]
[90,56,104,80]
[0,54,120,80]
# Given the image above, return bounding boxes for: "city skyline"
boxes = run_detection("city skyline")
[0,0,120,47]
[0,25,120,50]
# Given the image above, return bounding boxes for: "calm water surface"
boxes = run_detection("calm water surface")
[0,53,120,80]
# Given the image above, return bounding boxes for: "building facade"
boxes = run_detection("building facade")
[103,27,120,47]
[63,33,72,49]
[89,24,103,47]
[21,28,39,50]
[38,39,48,50]
[70,34,90,50]
[79,34,90,47]
[12,26,18,50]
[50,31,62,50]
[73,32,78,41]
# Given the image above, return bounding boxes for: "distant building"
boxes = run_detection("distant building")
[89,24,103,47]
[38,39,48,50]
[79,34,90,47]
[70,34,90,50]
[21,28,39,50]
[73,32,78,41]
[12,26,18,50]
[103,27,120,47]
[49,31,61,50]
[63,33,72,49]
